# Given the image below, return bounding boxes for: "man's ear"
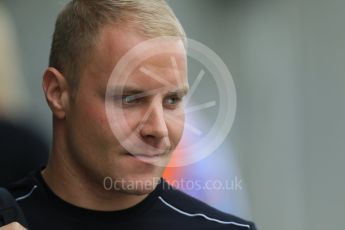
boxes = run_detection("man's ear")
[42,67,70,119]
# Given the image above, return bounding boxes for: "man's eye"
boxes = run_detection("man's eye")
[165,97,182,106]
[122,95,139,104]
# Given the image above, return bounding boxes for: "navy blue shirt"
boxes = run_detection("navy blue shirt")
[8,171,256,230]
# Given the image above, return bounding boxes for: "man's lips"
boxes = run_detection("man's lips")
[127,152,165,157]
[126,152,167,163]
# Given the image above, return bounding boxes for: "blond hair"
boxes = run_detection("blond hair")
[49,0,186,91]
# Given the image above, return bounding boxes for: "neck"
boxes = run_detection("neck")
[42,137,148,211]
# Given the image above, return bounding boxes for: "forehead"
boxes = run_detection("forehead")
[83,24,188,91]
[95,24,186,74]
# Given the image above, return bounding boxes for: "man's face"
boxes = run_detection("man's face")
[64,25,188,195]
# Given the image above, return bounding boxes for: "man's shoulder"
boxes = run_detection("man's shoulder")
[157,180,256,229]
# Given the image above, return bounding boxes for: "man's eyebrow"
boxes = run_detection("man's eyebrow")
[166,86,189,96]
[109,86,189,98]
[108,86,144,96]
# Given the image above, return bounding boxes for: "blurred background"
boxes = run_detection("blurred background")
[1,0,345,229]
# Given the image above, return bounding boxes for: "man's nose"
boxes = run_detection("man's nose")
[139,100,169,141]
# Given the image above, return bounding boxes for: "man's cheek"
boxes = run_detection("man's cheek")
[169,122,185,148]
[121,110,143,131]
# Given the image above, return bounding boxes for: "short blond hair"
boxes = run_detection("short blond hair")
[49,0,186,91]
